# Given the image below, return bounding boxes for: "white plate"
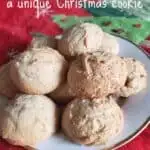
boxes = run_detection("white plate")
[36,36,150,150]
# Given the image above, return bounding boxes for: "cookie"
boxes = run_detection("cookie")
[10,48,68,94]
[0,62,19,98]
[100,33,119,55]
[29,33,57,49]
[49,83,75,104]
[67,51,127,98]
[62,96,124,145]
[58,23,104,57]
[118,58,147,97]
[0,94,59,147]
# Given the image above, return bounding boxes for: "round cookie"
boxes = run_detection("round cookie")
[0,94,59,147]
[100,33,119,55]
[29,33,56,49]
[67,51,127,98]
[118,58,147,97]
[62,97,124,145]
[49,83,75,104]
[10,48,68,94]
[58,23,104,57]
[0,62,19,98]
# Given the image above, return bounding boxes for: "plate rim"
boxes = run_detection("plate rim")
[110,117,150,150]
[30,35,150,150]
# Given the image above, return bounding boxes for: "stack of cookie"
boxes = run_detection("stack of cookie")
[0,23,147,148]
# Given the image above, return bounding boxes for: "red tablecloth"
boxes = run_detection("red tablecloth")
[0,0,149,149]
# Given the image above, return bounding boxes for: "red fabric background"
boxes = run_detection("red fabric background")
[0,0,149,149]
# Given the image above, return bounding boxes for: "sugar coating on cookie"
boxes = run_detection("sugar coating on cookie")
[58,23,104,57]
[100,33,119,55]
[0,94,59,147]
[29,33,57,49]
[62,97,124,145]
[10,48,68,94]
[0,62,19,98]
[118,58,147,97]
[49,83,75,104]
[68,51,127,98]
